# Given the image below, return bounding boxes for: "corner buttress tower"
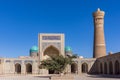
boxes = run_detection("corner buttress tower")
[93,8,106,58]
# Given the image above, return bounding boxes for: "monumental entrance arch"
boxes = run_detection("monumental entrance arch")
[38,33,65,61]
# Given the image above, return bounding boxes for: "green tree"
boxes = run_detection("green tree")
[40,55,72,74]
[71,54,78,58]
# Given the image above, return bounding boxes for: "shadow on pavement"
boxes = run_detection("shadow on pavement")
[34,76,51,78]
[87,75,120,79]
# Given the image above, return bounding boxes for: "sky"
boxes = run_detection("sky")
[0,0,120,58]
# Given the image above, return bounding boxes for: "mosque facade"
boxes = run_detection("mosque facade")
[0,8,120,75]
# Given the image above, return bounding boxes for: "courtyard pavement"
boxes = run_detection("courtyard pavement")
[0,75,50,80]
[75,74,120,80]
[0,74,120,80]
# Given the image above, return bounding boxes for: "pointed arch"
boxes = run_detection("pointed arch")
[15,63,21,74]
[82,63,88,73]
[104,62,107,74]
[115,60,119,75]
[100,63,103,74]
[26,63,32,74]
[109,61,113,75]
[44,45,60,58]
[71,63,78,74]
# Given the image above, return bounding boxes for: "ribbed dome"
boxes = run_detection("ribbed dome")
[30,46,38,53]
[65,46,72,52]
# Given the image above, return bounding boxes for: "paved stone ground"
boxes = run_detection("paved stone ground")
[75,74,120,80]
[0,74,120,80]
[0,76,50,80]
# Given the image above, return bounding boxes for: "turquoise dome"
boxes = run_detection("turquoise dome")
[65,46,72,52]
[30,46,38,53]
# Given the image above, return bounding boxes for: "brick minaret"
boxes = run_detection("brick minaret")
[93,8,106,58]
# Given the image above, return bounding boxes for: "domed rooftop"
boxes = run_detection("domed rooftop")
[65,46,72,52]
[30,46,38,53]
